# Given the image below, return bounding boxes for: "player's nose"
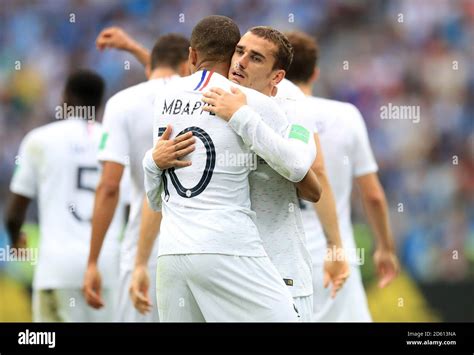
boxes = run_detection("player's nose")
[237,55,248,69]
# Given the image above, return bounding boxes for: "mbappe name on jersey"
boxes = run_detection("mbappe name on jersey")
[162,99,215,116]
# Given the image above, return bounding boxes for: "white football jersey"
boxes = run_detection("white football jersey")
[279,79,378,265]
[249,159,313,297]
[277,78,306,100]
[10,119,128,289]
[151,70,289,257]
[98,77,177,270]
[248,92,317,298]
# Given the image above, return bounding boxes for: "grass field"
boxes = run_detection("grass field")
[0,223,439,322]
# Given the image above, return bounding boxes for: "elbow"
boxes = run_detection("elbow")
[305,190,321,203]
[298,186,321,203]
[291,170,307,183]
[297,172,322,203]
[290,157,314,183]
[307,181,322,203]
[364,192,385,208]
[313,184,322,203]
[97,180,120,199]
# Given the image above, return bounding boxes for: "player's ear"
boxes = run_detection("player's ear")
[270,69,285,87]
[270,85,278,97]
[188,47,198,70]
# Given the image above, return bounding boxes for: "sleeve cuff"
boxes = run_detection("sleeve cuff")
[143,149,162,175]
[354,164,378,178]
[97,152,128,166]
[10,183,36,199]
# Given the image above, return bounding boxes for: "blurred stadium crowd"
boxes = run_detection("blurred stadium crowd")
[0,0,473,287]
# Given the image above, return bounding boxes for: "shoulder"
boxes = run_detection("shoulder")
[103,82,151,125]
[20,120,66,149]
[276,78,305,99]
[142,77,178,96]
[306,96,361,122]
[156,73,207,99]
[326,100,367,130]
[108,78,176,112]
[107,81,154,108]
[31,120,72,136]
[305,96,340,111]
[241,86,285,119]
[310,97,369,141]
[247,89,288,126]
[240,85,271,103]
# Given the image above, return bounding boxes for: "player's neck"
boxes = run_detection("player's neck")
[297,82,313,96]
[261,87,272,96]
[195,61,229,77]
[149,67,177,80]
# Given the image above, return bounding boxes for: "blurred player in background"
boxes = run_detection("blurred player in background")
[279,31,399,321]
[82,31,190,322]
[4,70,127,322]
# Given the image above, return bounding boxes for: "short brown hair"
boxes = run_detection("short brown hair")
[190,15,241,63]
[249,26,293,72]
[151,33,190,70]
[285,31,319,84]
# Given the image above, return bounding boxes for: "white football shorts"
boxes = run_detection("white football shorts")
[155,254,299,322]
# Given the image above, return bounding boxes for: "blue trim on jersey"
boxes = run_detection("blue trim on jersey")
[193,70,207,91]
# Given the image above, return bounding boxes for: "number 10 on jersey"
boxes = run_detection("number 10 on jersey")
[158,126,215,200]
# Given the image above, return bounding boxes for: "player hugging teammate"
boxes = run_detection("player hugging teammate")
[5,15,398,323]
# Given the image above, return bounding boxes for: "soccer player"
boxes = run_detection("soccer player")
[143,15,321,322]
[82,32,191,322]
[110,25,349,321]
[201,27,350,320]
[280,31,399,321]
[5,70,127,322]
